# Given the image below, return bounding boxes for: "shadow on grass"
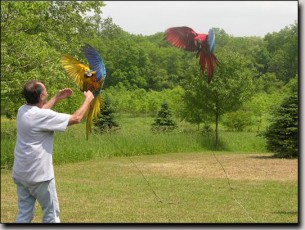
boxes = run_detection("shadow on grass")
[199,134,231,151]
[272,211,298,215]
[248,155,278,159]
[249,155,298,160]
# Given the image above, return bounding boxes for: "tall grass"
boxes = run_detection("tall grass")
[0,115,267,168]
[1,118,16,169]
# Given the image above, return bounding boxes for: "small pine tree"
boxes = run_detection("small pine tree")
[152,102,177,132]
[94,95,119,134]
[264,79,298,158]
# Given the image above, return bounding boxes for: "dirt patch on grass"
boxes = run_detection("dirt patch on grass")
[132,154,298,182]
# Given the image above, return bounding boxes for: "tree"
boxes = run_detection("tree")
[182,51,255,146]
[264,77,298,158]
[94,95,119,134]
[1,1,105,118]
[151,102,177,132]
[264,22,298,83]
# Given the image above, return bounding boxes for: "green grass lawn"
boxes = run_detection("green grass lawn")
[1,152,298,223]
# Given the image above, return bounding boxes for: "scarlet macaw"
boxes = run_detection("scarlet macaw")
[61,44,106,139]
[164,26,220,82]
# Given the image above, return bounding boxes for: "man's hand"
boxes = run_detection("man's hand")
[68,90,95,126]
[83,90,94,103]
[42,88,73,109]
[56,88,73,101]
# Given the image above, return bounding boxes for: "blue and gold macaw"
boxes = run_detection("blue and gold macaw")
[61,44,106,139]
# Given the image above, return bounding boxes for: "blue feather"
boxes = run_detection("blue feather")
[83,44,106,81]
[208,29,215,53]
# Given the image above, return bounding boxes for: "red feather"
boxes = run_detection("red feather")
[199,52,206,74]
[164,27,198,52]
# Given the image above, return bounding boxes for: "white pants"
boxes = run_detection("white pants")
[13,178,60,223]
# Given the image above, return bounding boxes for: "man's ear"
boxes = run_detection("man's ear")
[39,92,44,102]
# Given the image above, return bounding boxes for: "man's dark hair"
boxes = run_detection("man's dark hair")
[23,80,43,104]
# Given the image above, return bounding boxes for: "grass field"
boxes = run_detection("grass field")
[0,115,298,223]
[1,115,267,169]
[1,152,298,223]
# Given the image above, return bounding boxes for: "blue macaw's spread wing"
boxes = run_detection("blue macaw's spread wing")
[83,43,106,81]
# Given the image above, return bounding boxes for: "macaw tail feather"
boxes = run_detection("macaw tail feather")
[86,95,101,140]
[199,52,220,83]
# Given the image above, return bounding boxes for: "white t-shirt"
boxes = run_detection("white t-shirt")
[12,105,71,183]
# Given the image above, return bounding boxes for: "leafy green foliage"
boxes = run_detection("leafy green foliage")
[222,110,253,132]
[264,22,298,83]
[152,102,177,132]
[104,85,184,117]
[242,91,286,133]
[264,77,298,158]
[254,73,284,94]
[1,1,105,118]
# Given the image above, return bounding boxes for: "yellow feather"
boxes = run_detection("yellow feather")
[61,54,89,90]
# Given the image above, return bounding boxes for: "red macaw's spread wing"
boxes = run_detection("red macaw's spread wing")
[164,26,199,52]
[61,54,89,91]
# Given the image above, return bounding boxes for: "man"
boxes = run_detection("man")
[12,80,94,223]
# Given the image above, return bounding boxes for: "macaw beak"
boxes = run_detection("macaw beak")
[85,71,92,77]
[85,70,96,77]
